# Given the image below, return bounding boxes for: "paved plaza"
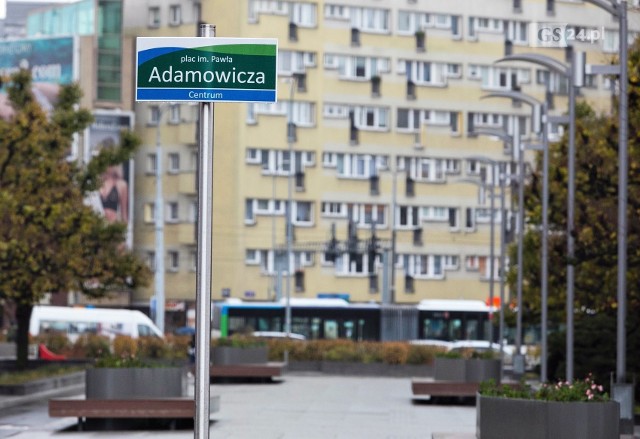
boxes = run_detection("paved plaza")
[0,373,476,439]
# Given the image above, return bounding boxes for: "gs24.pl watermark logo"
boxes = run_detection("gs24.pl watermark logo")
[530,23,605,47]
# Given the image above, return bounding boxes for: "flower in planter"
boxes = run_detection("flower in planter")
[479,373,610,402]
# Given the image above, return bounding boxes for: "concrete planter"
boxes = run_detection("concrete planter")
[211,346,268,365]
[0,371,84,396]
[476,394,620,439]
[434,358,500,383]
[85,367,186,399]
[286,361,433,377]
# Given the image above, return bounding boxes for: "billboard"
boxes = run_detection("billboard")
[84,110,135,249]
[0,36,76,118]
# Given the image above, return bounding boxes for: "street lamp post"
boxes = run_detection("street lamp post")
[481,90,545,377]
[461,157,509,357]
[285,76,297,347]
[495,49,585,382]
[154,104,167,334]
[468,132,513,367]
[581,0,632,432]
[457,173,496,350]
[583,0,629,387]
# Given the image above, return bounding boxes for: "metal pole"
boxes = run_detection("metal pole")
[390,164,398,304]
[617,0,628,384]
[498,165,507,377]
[515,126,524,358]
[195,22,215,439]
[271,174,277,300]
[541,104,550,383]
[565,51,577,384]
[488,168,496,348]
[154,107,165,334]
[285,77,295,345]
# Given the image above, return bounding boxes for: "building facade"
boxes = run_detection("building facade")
[125,0,638,328]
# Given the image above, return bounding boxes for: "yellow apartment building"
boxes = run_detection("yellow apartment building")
[125,0,640,328]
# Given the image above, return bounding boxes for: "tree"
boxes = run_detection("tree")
[510,38,640,380]
[0,69,150,367]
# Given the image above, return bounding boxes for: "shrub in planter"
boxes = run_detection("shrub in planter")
[137,335,169,359]
[406,345,440,365]
[70,334,111,359]
[477,375,618,439]
[33,332,71,355]
[87,355,186,399]
[381,342,409,365]
[434,349,501,382]
[211,335,268,365]
[113,335,137,358]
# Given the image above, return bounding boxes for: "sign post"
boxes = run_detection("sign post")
[136,28,277,439]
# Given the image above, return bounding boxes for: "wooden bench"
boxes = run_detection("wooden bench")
[411,379,480,398]
[49,396,220,430]
[210,361,285,378]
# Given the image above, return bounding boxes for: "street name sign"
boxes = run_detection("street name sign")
[136,37,277,103]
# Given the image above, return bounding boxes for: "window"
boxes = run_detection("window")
[169,104,180,123]
[401,60,447,86]
[325,54,390,80]
[168,153,180,173]
[412,255,444,278]
[246,148,261,164]
[190,250,197,272]
[148,7,160,28]
[167,202,179,222]
[251,101,316,126]
[324,4,348,20]
[149,105,161,124]
[335,252,369,276]
[465,207,475,229]
[144,203,156,223]
[422,206,449,222]
[506,20,528,44]
[397,206,420,228]
[147,153,157,173]
[245,249,260,265]
[168,251,179,271]
[169,5,181,26]
[321,202,346,217]
[335,153,386,179]
[348,203,386,227]
[293,201,313,225]
[349,6,390,33]
[448,207,459,229]
[352,106,389,130]
[291,2,317,27]
[279,50,316,75]
[322,152,338,167]
[146,251,156,271]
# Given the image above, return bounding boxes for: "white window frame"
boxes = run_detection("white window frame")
[148,7,160,28]
[292,201,313,226]
[321,202,347,218]
[168,250,179,272]
[352,106,389,131]
[147,153,157,173]
[169,4,181,26]
[167,201,179,223]
[168,152,180,173]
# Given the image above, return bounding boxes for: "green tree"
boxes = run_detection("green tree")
[510,38,640,380]
[0,70,150,367]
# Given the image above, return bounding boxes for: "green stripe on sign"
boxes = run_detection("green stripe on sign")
[194,44,276,57]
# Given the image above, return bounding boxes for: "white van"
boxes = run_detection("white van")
[30,306,163,342]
